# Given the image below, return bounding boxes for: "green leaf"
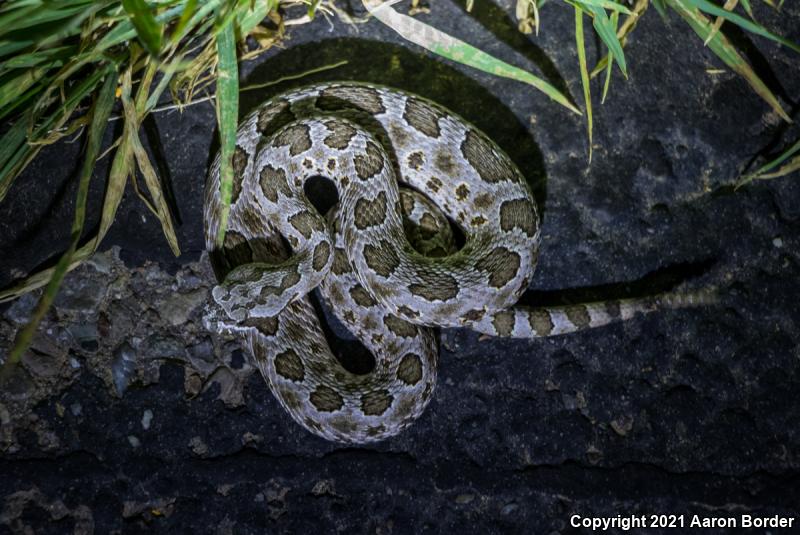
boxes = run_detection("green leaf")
[684,0,800,53]
[122,0,164,55]
[0,66,108,201]
[601,10,619,103]
[738,138,800,186]
[213,18,239,248]
[575,6,593,162]
[3,65,118,375]
[575,1,628,76]
[652,0,670,20]
[666,0,790,121]
[364,0,580,114]
[570,0,632,14]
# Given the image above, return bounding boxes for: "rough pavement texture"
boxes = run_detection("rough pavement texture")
[1,0,799,532]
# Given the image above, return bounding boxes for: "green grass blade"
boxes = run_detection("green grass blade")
[122,0,164,56]
[0,67,47,110]
[667,0,791,121]
[0,66,107,201]
[170,0,198,47]
[601,10,619,103]
[571,0,632,14]
[737,138,800,186]
[0,45,75,71]
[685,0,800,52]
[238,0,278,34]
[364,0,580,114]
[652,0,670,19]
[575,6,593,162]
[3,65,117,374]
[213,17,239,248]
[577,2,628,76]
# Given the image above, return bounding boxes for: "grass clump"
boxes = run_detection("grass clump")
[0,0,797,368]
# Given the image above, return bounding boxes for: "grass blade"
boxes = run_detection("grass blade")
[213,17,239,248]
[685,0,800,52]
[120,63,181,255]
[3,65,117,373]
[571,0,632,14]
[577,1,628,76]
[575,6,593,162]
[0,67,107,202]
[704,0,738,45]
[122,0,164,56]
[737,138,800,186]
[601,10,619,102]
[363,0,580,114]
[667,0,791,122]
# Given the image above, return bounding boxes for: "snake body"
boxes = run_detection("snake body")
[204,82,711,443]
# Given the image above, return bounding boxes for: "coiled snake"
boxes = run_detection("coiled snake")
[204,82,712,443]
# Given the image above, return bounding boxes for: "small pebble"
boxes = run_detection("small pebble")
[128,435,141,448]
[773,237,783,248]
[142,409,153,430]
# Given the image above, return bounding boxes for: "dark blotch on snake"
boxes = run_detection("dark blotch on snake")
[239,207,267,237]
[528,310,554,336]
[403,97,444,138]
[230,145,249,204]
[492,310,515,336]
[288,210,323,239]
[396,353,424,385]
[274,349,305,382]
[426,177,442,193]
[331,247,353,275]
[259,165,292,203]
[362,240,401,277]
[350,286,378,307]
[475,247,521,289]
[361,390,394,416]
[259,268,301,298]
[353,191,388,230]
[309,385,344,412]
[462,309,485,322]
[322,120,358,150]
[565,305,591,328]
[367,425,386,437]
[397,305,419,319]
[353,140,385,180]
[272,123,312,156]
[500,198,538,237]
[461,129,518,183]
[383,315,417,338]
[435,150,455,174]
[256,98,295,137]
[408,270,459,302]
[407,151,425,170]
[241,315,280,337]
[317,86,385,115]
[606,301,621,319]
[312,241,331,272]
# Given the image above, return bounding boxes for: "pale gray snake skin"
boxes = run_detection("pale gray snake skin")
[203,82,715,444]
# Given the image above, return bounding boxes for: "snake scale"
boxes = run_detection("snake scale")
[204,82,713,443]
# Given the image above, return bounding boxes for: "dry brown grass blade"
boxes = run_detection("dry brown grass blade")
[120,66,181,256]
[667,0,791,122]
[590,0,648,78]
[705,0,738,45]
